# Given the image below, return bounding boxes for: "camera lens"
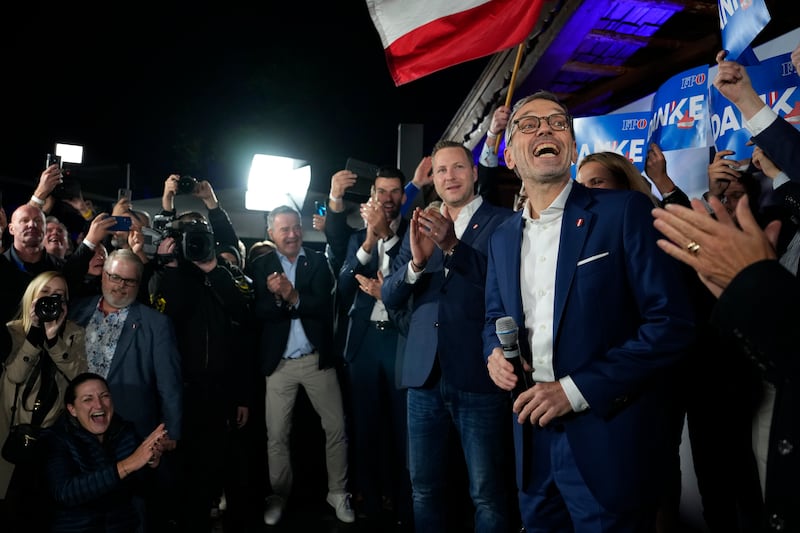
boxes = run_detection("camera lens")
[177,176,197,195]
[34,295,64,322]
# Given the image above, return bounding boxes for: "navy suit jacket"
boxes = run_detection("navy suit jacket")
[482,183,694,512]
[250,247,336,375]
[382,200,513,392]
[69,297,183,440]
[753,112,800,183]
[338,219,408,361]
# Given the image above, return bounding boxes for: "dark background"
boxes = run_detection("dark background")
[1,4,490,206]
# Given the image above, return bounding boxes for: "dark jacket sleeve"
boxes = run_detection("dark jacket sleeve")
[659,186,691,208]
[711,259,800,378]
[753,115,800,184]
[323,208,355,276]
[206,206,239,252]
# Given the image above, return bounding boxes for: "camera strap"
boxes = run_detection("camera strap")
[19,351,56,427]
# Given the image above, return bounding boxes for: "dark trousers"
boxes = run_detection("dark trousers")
[348,322,412,523]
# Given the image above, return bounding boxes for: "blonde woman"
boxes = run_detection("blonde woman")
[576,151,660,206]
[0,270,87,530]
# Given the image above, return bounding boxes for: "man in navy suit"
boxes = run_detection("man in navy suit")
[337,168,412,525]
[382,140,515,533]
[483,91,694,533]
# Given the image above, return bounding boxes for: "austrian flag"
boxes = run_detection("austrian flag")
[367,0,545,86]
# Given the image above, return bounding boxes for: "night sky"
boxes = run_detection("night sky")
[2,4,489,204]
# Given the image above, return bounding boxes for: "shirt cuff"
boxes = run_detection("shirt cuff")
[405,261,422,283]
[356,246,371,265]
[772,171,790,189]
[559,376,589,412]
[744,105,777,137]
[479,142,499,168]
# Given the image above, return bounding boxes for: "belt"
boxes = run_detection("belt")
[283,349,318,360]
[370,320,395,331]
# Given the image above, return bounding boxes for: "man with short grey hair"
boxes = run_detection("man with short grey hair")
[249,205,353,526]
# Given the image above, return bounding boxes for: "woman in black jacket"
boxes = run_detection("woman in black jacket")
[42,372,167,533]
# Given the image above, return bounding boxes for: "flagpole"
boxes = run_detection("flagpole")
[494,42,526,154]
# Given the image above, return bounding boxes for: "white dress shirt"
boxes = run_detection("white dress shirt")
[520,180,589,412]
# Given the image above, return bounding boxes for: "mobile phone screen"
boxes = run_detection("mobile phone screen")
[109,216,133,232]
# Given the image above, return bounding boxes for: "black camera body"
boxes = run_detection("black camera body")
[143,215,216,263]
[177,175,198,195]
[35,294,63,322]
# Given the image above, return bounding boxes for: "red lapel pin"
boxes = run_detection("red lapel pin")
[472,223,478,229]
[576,218,584,227]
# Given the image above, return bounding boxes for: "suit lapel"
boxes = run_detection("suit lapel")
[294,248,313,290]
[553,186,593,340]
[108,302,141,379]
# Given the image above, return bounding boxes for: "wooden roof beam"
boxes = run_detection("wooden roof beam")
[561,61,630,76]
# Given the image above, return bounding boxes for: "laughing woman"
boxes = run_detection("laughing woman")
[42,372,167,533]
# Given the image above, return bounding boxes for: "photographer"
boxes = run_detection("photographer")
[159,174,238,252]
[0,271,88,530]
[148,218,253,531]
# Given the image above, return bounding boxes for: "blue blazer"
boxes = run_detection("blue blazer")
[338,219,408,361]
[482,183,694,512]
[382,200,513,392]
[69,298,183,441]
[753,112,800,183]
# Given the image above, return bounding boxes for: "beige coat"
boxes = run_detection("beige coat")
[0,320,87,498]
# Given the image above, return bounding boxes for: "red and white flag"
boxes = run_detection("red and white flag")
[367,0,546,86]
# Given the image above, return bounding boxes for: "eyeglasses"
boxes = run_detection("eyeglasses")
[512,113,571,134]
[104,271,139,287]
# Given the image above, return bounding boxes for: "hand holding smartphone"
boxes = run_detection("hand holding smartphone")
[46,154,62,169]
[108,216,133,232]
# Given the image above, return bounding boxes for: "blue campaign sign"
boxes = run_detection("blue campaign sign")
[574,112,650,171]
[647,65,711,152]
[718,0,771,62]
[711,52,800,158]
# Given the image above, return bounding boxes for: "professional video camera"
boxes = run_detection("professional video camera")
[141,214,216,263]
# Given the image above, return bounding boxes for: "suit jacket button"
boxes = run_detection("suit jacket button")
[768,513,785,530]
[434,322,439,328]
[777,439,794,456]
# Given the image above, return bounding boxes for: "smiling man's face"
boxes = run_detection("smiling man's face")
[504,98,577,187]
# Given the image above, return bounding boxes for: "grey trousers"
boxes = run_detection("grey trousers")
[265,353,349,498]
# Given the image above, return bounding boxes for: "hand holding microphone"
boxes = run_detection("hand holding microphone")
[495,316,531,398]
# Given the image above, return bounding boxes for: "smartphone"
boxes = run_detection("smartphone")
[46,153,62,169]
[108,216,133,232]
[118,188,133,202]
[314,201,327,216]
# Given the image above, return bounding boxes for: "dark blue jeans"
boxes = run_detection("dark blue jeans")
[407,376,511,533]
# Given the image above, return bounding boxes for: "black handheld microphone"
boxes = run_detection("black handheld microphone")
[495,316,530,398]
